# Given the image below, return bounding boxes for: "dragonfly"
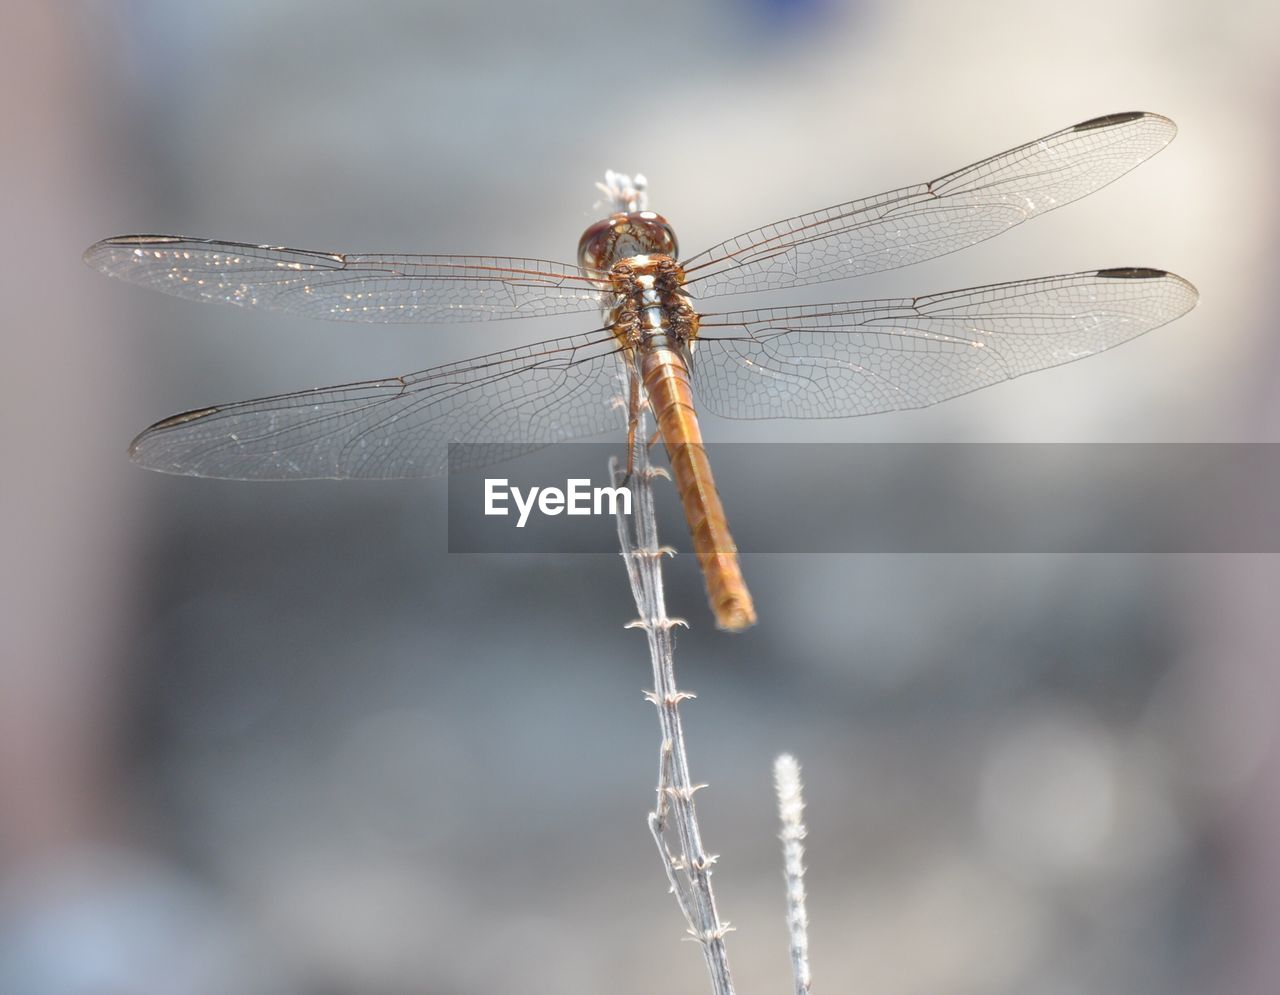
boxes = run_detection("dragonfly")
[86,111,1198,632]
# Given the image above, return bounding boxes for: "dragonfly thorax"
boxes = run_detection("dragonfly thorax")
[606,256,699,351]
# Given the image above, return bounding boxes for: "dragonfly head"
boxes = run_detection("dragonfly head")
[577,211,679,274]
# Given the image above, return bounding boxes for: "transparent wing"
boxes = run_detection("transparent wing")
[85,236,609,322]
[680,112,1177,298]
[691,269,1198,419]
[129,329,629,479]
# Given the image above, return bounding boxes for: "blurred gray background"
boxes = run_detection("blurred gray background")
[3,1,1278,993]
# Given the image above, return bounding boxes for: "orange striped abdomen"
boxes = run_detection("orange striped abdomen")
[639,344,756,632]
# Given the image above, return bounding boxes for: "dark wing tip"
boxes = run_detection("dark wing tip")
[128,406,221,463]
[83,234,184,269]
[1095,266,1169,279]
[1074,111,1151,131]
[1095,267,1200,312]
[101,234,185,245]
[84,235,347,272]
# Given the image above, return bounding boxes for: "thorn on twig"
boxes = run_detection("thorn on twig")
[664,783,709,801]
[644,690,697,706]
[684,924,736,944]
[632,545,678,561]
[625,616,690,632]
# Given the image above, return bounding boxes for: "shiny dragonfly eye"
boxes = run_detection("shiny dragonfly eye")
[577,211,679,272]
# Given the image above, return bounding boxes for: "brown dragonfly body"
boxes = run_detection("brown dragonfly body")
[579,212,755,629]
[86,112,1198,631]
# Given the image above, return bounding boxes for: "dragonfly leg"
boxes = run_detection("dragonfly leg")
[622,370,643,483]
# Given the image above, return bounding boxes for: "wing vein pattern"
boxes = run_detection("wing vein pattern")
[680,112,1176,297]
[129,330,629,479]
[692,269,1198,419]
[84,236,609,322]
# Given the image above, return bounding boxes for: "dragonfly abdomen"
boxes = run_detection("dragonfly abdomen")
[639,341,756,632]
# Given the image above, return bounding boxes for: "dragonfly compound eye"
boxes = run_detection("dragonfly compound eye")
[577,211,679,273]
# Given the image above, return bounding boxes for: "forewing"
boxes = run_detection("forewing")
[85,236,608,322]
[692,269,1198,419]
[681,112,1177,297]
[130,330,629,479]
